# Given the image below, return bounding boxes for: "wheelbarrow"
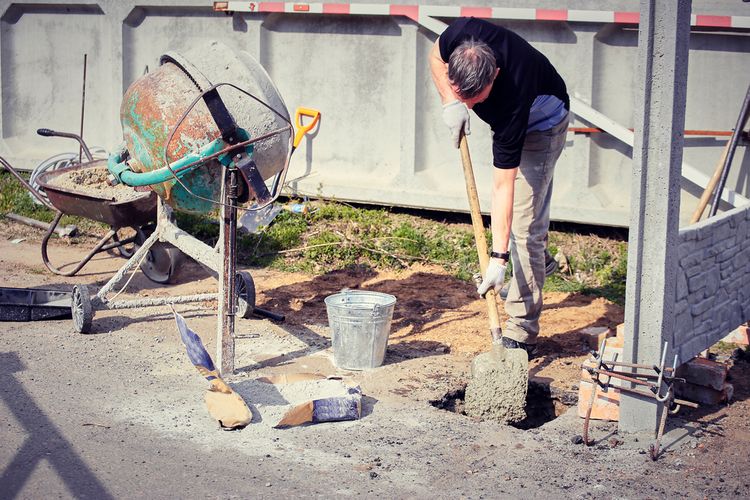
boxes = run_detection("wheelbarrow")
[0,131,180,283]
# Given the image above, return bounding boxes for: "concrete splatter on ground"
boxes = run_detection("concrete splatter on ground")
[464,345,528,424]
[232,377,356,427]
[2,236,749,498]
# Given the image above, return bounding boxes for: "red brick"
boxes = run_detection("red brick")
[578,347,624,421]
[606,335,624,349]
[579,326,614,350]
[616,323,625,339]
[577,381,620,421]
[722,325,750,346]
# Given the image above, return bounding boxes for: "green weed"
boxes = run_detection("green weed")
[1,169,629,303]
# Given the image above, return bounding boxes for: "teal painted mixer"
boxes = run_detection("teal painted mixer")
[107,41,317,215]
[69,41,319,374]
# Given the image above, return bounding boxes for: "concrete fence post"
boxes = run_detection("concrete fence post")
[619,0,692,434]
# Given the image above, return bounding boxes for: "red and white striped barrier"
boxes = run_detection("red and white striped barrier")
[213,2,750,30]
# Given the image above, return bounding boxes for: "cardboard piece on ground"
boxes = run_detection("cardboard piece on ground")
[257,373,327,384]
[275,396,362,429]
[257,373,362,428]
[173,310,360,430]
[173,309,252,430]
[205,385,253,430]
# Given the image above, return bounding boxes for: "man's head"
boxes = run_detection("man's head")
[448,39,498,107]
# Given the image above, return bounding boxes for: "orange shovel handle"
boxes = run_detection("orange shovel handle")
[293,107,321,148]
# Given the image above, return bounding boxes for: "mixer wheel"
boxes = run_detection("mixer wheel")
[235,271,256,319]
[134,226,184,284]
[141,244,183,284]
[72,285,93,334]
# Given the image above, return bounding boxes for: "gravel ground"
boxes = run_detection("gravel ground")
[1,236,748,498]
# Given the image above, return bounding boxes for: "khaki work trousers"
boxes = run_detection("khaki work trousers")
[503,113,569,345]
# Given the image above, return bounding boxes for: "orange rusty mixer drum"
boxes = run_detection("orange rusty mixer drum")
[119,41,291,214]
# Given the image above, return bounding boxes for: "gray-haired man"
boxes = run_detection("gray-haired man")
[429,17,569,357]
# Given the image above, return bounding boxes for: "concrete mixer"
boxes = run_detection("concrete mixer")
[108,41,299,213]
[69,41,320,375]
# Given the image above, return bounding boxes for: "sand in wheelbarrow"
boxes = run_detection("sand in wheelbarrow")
[48,166,144,203]
[464,343,529,424]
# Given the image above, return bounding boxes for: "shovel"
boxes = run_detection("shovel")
[458,134,529,424]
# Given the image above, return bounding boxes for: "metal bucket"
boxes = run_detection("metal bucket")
[324,290,397,370]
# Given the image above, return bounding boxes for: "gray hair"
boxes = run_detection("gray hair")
[448,39,497,99]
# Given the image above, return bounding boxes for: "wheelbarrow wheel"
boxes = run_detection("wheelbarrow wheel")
[235,271,256,319]
[134,226,183,284]
[72,285,93,334]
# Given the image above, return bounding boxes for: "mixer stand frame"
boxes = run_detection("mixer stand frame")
[71,164,281,375]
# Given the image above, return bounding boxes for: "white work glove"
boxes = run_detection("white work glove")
[442,100,470,148]
[477,259,507,297]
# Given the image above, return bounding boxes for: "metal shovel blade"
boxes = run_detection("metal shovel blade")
[464,343,529,424]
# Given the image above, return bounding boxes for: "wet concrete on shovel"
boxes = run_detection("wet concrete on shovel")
[464,345,529,424]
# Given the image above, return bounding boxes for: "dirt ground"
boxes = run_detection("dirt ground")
[1,220,749,498]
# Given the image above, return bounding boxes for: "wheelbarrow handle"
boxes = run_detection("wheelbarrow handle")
[293,107,321,149]
[36,128,94,162]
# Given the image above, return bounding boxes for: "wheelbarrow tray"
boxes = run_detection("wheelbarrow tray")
[37,161,156,229]
[0,287,72,321]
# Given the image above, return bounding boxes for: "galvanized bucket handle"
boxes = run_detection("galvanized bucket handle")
[337,288,389,317]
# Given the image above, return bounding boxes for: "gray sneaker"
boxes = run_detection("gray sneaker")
[544,249,559,276]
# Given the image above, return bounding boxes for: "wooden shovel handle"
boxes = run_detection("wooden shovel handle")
[459,134,503,339]
[690,139,731,224]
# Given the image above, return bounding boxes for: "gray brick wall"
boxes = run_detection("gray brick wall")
[674,205,750,362]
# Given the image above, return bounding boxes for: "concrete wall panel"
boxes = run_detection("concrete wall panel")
[122,7,231,92]
[684,30,750,205]
[674,205,750,362]
[590,22,636,196]
[1,4,107,158]
[263,15,405,183]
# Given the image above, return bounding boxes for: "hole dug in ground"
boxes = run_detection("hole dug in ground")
[430,379,575,430]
